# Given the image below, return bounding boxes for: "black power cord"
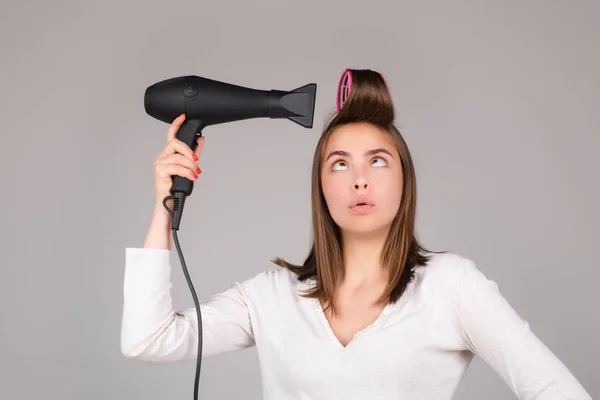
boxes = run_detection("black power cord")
[162,191,203,400]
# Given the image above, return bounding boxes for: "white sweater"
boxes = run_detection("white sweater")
[120,247,591,399]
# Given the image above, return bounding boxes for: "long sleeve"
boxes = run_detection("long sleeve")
[458,259,591,399]
[120,247,255,363]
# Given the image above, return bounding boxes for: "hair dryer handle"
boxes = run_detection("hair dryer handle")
[171,119,204,196]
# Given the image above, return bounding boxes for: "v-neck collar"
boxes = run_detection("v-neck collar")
[298,276,398,350]
[312,295,396,350]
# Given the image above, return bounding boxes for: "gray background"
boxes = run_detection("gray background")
[0,1,598,399]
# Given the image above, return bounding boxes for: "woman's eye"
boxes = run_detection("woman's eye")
[332,157,387,170]
[372,157,387,166]
[332,160,347,170]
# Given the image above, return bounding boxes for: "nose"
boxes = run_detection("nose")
[354,177,368,190]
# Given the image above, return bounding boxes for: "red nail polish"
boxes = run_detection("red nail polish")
[196,166,201,173]
[192,154,198,161]
[193,173,198,179]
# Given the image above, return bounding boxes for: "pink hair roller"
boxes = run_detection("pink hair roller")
[336,69,386,112]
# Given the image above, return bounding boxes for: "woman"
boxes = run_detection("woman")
[121,69,591,399]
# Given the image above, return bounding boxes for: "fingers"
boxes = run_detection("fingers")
[156,116,205,182]
[162,115,206,163]
[155,152,200,180]
[194,136,205,158]
[158,163,199,182]
[161,153,199,175]
[166,113,186,144]
[159,136,198,161]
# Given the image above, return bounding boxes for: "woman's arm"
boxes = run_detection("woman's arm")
[458,259,591,399]
[120,247,255,362]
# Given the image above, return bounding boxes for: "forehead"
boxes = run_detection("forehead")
[324,123,395,152]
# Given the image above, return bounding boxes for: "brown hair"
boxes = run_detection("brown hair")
[272,69,446,316]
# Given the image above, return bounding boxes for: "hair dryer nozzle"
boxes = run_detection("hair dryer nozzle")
[268,83,317,128]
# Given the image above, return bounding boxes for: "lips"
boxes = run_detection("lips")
[349,195,374,208]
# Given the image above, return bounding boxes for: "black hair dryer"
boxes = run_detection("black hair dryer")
[144,75,318,230]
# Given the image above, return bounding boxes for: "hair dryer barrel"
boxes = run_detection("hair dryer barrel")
[144,75,317,129]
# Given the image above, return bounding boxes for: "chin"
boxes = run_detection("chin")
[337,218,391,237]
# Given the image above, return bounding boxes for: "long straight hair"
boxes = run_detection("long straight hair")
[272,69,446,316]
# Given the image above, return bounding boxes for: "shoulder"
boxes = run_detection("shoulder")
[245,266,298,285]
[234,266,301,298]
[415,251,475,282]
[412,251,489,303]
[221,267,309,318]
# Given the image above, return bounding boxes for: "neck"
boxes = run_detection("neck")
[340,227,390,288]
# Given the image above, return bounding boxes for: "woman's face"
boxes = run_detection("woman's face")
[320,122,403,237]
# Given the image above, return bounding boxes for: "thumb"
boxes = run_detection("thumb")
[194,136,205,157]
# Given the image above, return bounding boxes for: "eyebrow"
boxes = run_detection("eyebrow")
[325,148,395,162]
